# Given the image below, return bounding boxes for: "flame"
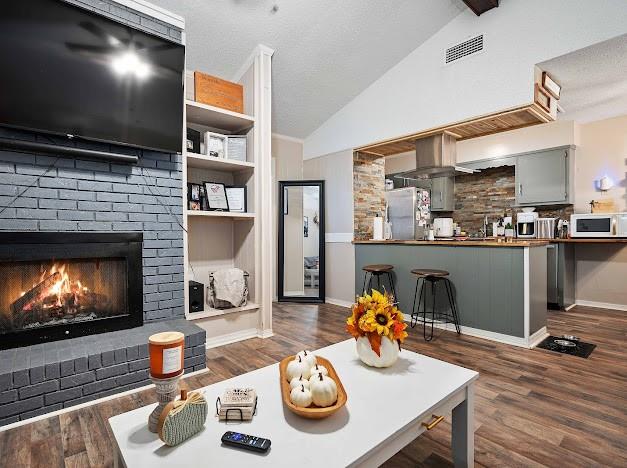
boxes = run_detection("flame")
[22,263,87,311]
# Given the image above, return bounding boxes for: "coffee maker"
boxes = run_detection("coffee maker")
[517,211,538,238]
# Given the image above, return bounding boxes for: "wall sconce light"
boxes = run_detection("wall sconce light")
[598,175,614,192]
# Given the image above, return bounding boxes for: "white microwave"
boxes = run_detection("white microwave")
[570,213,627,238]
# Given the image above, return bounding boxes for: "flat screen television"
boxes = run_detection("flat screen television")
[0,0,185,154]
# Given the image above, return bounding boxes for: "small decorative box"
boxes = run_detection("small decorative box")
[158,390,208,446]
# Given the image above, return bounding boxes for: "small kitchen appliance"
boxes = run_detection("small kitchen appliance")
[433,218,454,238]
[516,211,538,238]
[570,213,627,238]
[536,218,557,239]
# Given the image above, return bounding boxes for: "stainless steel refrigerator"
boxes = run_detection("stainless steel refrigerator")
[385,187,430,240]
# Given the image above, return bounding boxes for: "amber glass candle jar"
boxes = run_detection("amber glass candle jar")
[148,332,185,379]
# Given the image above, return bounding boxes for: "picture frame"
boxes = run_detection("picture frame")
[188,200,201,211]
[186,128,201,154]
[203,182,229,211]
[226,135,247,162]
[204,131,227,159]
[541,71,561,100]
[225,186,247,213]
[534,84,552,113]
[199,184,209,210]
[187,182,201,202]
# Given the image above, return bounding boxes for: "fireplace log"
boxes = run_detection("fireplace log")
[11,272,62,318]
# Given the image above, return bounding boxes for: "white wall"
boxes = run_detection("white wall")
[304,150,355,306]
[272,134,304,298]
[304,0,627,159]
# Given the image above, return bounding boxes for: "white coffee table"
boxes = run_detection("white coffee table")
[109,339,478,467]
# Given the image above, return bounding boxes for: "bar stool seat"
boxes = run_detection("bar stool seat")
[411,269,449,277]
[410,268,460,341]
[362,264,397,298]
[364,264,394,273]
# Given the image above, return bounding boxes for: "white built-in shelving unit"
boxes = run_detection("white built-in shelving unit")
[183,46,274,348]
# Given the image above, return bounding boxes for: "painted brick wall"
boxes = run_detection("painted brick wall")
[0,127,185,321]
[353,152,386,240]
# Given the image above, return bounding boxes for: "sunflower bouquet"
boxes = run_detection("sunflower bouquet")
[346,289,408,357]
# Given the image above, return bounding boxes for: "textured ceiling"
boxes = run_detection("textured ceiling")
[149,0,465,138]
[539,33,627,124]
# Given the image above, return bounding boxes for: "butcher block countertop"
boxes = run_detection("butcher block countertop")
[352,239,549,247]
[353,238,627,247]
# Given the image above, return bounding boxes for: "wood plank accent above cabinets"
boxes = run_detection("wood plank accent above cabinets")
[355,103,553,157]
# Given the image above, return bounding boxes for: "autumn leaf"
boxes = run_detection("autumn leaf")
[367,332,382,356]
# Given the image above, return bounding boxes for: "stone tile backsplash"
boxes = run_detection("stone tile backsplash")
[354,152,385,240]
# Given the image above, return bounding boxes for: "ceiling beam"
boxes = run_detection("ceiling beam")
[462,0,499,16]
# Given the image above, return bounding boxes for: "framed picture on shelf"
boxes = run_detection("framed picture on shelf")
[199,184,208,210]
[187,183,201,202]
[226,135,247,162]
[204,131,226,159]
[203,182,229,211]
[186,128,201,153]
[188,200,201,210]
[225,186,247,213]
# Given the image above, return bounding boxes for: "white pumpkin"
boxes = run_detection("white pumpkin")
[309,363,328,378]
[290,384,313,408]
[286,355,311,382]
[309,373,338,407]
[355,335,399,368]
[289,375,310,390]
[296,350,317,368]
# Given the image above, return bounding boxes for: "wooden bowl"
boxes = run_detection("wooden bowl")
[279,355,347,419]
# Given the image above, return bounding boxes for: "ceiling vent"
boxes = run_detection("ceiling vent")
[445,34,484,64]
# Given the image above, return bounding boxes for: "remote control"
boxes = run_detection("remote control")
[221,431,271,453]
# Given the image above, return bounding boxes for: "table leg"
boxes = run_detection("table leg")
[451,384,474,467]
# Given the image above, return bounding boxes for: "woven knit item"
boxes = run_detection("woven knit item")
[158,391,208,446]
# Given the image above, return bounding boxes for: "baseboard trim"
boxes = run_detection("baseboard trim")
[257,329,274,339]
[528,326,549,348]
[0,367,210,433]
[325,297,354,308]
[204,328,259,349]
[409,318,546,348]
[575,300,627,311]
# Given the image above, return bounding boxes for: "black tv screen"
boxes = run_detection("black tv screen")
[0,0,184,154]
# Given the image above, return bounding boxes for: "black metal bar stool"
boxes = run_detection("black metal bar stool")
[361,264,397,298]
[410,269,461,341]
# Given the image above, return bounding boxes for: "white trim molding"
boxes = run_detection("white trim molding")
[0,367,209,432]
[232,44,275,83]
[326,298,354,308]
[113,0,185,28]
[575,300,627,311]
[325,232,353,243]
[204,328,259,349]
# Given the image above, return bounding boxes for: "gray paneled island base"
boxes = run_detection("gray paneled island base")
[354,241,549,348]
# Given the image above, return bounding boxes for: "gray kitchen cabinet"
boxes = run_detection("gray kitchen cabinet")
[431,176,455,211]
[515,146,574,205]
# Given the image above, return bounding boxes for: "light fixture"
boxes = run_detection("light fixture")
[599,175,614,192]
[111,51,151,79]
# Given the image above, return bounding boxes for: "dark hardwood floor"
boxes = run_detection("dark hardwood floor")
[0,303,625,467]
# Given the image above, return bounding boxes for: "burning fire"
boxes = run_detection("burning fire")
[19,263,89,311]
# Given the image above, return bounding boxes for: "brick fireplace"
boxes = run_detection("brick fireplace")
[0,129,206,427]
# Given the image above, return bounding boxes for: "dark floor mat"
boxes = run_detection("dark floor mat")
[537,335,596,358]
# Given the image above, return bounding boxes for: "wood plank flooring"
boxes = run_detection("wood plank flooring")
[0,304,625,467]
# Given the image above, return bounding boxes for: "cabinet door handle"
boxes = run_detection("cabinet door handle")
[440,191,443,202]
[519,184,523,196]
[421,414,444,430]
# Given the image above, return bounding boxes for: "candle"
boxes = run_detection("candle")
[149,331,185,379]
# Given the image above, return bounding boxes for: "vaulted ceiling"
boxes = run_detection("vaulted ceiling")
[151,0,466,138]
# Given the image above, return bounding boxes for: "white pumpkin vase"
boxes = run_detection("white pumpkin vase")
[356,335,399,368]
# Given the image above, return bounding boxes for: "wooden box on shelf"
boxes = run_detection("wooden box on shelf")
[279,355,347,419]
[194,72,243,114]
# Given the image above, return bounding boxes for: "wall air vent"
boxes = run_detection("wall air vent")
[445,34,484,64]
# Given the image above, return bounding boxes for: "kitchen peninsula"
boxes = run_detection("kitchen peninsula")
[354,240,549,348]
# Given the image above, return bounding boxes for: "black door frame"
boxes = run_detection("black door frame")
[278,180,325,303]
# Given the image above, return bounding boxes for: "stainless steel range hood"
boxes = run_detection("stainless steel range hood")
[398,132,474,179]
